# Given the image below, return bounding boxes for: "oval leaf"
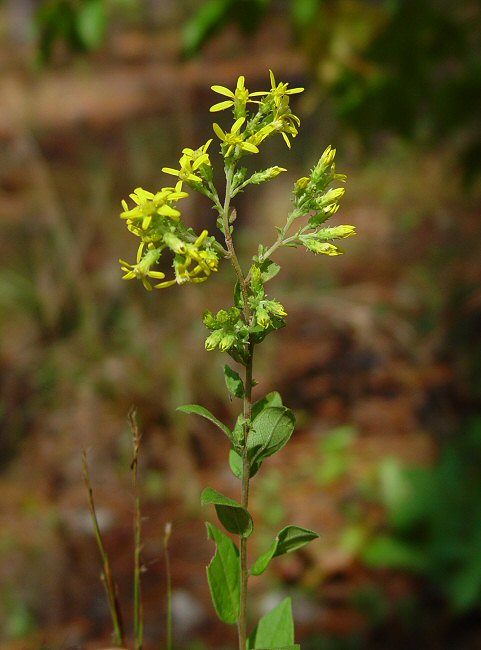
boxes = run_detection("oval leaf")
[202,487,253,537]
[251,525,319,576]
[224,364,245,398]
[248,597,295,649]
[251,391,283,420]
[177,404,231,440]
[229,448,262,480]
[206,522,240,624]
[248,406,295,463]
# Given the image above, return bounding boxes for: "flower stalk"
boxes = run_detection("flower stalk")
[117,70,356,649]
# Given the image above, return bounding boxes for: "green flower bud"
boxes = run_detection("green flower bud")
[216,309,230,324]
[264,299,287,318]
[205,329,224,351]
[219,333,236,352]
[301,237,344,256]
[318,225,356,240]
[203,310,217,329]
[248,167,287,185]
[256,306,271,329]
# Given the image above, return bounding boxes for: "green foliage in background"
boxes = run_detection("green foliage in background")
[34,0,135,64]
[31,0,481,174]
[185,0,481,177]
[363,418,481,613]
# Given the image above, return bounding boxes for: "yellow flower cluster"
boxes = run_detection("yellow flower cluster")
[209,70,304,158]
[119,183,219,290]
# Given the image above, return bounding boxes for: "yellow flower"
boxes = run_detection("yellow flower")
[213,117,259,157]
[210,76,261,113]
[257,70,304,108]
[119,247,165,291]
[162,140,212,184]
[120,184,188,229]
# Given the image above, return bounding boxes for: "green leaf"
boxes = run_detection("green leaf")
[362,535,427,571]
[248,406,295,464]
[229,448,262,480]
[205,522,240,624]
[224,364,245,398]
[177,404,231,440]
[182,0,232,57]
[251,391,283,420]
[259,259,281,283]
[251,525,319,576]
[247,597,295,649]
[76,0,107,50]
[202,487,253,537]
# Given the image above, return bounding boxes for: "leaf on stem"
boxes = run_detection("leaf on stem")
[229,448,262,480]
[205,522,240,625]
[202,487,253,537]
[251,391,283,420]
[247,597,296,649]
[251,525,319,576]
[177,404,232,440]
[224,364,245,398]
[258,259,281,283]
[248,406,296,464]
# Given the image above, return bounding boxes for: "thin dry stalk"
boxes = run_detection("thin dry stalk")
[82,451,126,648]
[129,408,144,650]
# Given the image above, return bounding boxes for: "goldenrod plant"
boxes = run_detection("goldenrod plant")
[119,70,356,650]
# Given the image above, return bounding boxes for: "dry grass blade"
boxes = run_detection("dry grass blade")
[82,451,126,648]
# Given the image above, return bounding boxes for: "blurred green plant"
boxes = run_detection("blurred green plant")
[34,0,137,64]
[118,69,355,649]
[184,0,481,178]
[362,419,481,613]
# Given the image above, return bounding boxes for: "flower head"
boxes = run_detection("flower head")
[210,76,262,116]
[162,140,212,185]
[213,117,259,158]
[121,184,188,230]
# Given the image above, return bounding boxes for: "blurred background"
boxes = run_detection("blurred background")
[1,1,481,648]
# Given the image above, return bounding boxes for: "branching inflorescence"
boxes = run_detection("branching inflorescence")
[119,70,356,650]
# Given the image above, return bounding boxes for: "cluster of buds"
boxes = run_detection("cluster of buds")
[203,308,249,359]
[292,146,355,256]
[247,265,287,332]
[119,185,219,290]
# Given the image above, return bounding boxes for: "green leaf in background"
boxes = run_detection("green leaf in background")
[224,364,245,399]
[229,448,262,480]
[362,534,426,571]
[182,0,233,57]
[205,522,240,624]
[251,525,319,576]
[177,404,232,440]
[247,597,295,649]
[248,406,295,464]
[202,487,253,537]
[76,0,107,50]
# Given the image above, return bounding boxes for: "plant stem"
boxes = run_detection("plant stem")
[130,409,144,650]
[163,522,173,650]
[82,452,126,648]
[238,340,254,650]
[222,166,252,322]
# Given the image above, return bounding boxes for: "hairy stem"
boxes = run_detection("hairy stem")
[238,340,254,650]
[222,166,252,323]
[130,409,144,650]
